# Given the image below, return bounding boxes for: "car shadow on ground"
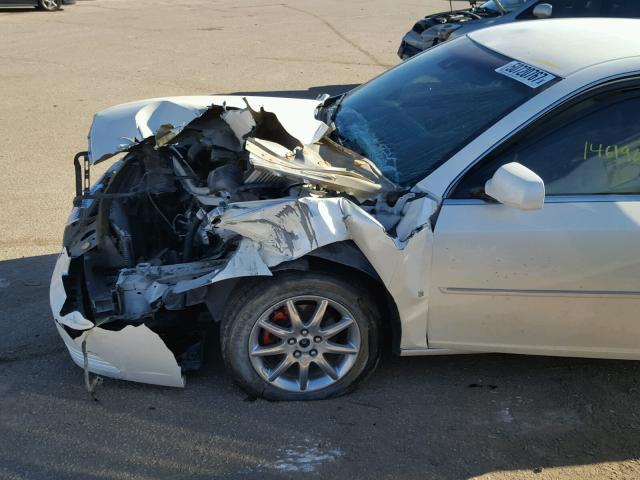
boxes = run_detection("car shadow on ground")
[225,84,360,100]
[1,254,639,479]
[0,8,66,13]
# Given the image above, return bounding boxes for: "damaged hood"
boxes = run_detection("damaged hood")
[88,95,328,164]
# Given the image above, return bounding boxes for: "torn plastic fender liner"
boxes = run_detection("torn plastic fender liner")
[215,196,436,350]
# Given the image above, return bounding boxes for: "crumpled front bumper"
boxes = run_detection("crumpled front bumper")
[54,322,120,377]
[50,250,186,388]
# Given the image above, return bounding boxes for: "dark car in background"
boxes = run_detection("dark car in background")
[0,0,75,11]
[398,0,640,59]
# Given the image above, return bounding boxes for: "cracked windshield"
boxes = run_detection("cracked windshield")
[332,36,555,185]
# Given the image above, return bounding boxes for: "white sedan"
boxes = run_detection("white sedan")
[51,18,640,400]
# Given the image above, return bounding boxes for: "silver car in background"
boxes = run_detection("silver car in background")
[398,0,640,59]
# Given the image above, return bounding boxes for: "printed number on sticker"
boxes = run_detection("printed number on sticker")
[495,61,556,88]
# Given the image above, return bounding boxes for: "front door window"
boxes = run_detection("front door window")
[452,88,640,198]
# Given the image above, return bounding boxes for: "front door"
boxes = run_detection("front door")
[427,83,640,359]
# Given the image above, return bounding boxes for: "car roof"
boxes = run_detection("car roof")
[468,18,640,77]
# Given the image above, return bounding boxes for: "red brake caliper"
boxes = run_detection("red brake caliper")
[262,308,289,345]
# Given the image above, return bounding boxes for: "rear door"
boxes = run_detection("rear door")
[427,81,640,359]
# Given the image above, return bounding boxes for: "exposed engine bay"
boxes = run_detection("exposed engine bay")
[397,2,501,58]
[52,95,436,388]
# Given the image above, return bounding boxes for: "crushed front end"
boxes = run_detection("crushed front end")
[50,94,436,389]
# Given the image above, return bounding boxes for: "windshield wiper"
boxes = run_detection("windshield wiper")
[492,0,508,14]
[330,128,359,153]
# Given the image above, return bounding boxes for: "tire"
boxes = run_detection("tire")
[221,271,381,400]
[38,0,61,11]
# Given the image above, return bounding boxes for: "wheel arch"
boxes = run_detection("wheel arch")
[206,241,402,355]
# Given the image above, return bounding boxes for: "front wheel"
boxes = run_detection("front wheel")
[38,0,61,11]
[221,271,381,400]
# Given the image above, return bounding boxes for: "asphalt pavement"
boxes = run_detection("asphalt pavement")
[1,1,639,478]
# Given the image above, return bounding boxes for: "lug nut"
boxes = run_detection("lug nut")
[314,336,322,343]
[309,349,318,357]
[287,338,296,345]
[301,329,309,336]
[293,350,302,358]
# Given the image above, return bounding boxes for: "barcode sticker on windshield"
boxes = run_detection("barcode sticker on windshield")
[495,61,556,88]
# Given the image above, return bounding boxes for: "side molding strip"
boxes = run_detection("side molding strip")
[439,287,640,299]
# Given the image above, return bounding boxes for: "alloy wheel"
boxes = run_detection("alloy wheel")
[248,296,361,393]
[40,0,59,10]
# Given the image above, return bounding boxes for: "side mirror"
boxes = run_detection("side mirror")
[485,162,545,210]
[533,3,553,18]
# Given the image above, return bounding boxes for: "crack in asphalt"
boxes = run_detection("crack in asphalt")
[281,4,390,68]
[257,56,383,67]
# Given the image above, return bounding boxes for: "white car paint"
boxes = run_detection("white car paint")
[469,18,640,78]
[52,19,640,388]
[430,199,640,358]
[215,195,437,351]
[52,251,186,386]
[88,95,327,164]
[414,21,640,359]
[55,321,185,387]
[484,162,545,210]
